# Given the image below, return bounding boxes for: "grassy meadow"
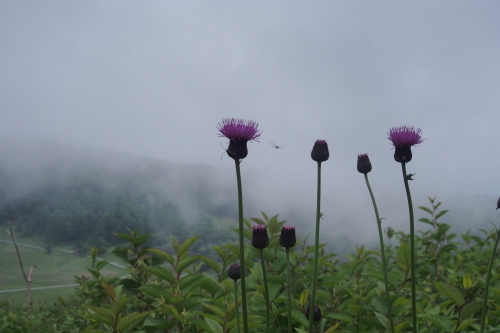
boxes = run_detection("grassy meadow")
[0,238,127,304]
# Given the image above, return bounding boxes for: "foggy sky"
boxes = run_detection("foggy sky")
[1,2,500,247]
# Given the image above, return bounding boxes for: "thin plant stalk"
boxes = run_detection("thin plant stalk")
[479,226,500,333]
[233,280,241,333]
[285,247,293,333]
[259,249,270,333]
[401,162,417,333]
[364,174,395,333]
[235,160,249,333]
[308,161,322,332]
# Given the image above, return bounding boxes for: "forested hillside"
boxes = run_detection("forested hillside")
[0,138,237,253]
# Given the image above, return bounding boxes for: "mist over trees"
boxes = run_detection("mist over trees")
[0,137,497,256]
[0,138,237,252]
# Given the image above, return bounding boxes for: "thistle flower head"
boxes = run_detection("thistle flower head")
[251,224,269,249]
[280,225,296,248]
[357,154,372,174]
[311,140,329,162]
[387,126,423,147]
[387,126,423,163]
[305,305,322,321]
[217,118,262,160]
[217,118,262,142]
[497,197,500,210]
[228,263,241,280]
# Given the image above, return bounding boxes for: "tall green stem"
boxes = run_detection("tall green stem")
[401,162,417,333]
[364,174,394,333]
[308,161,322,332]
[286,248,293,333]
[235,160,249,333]
[479,227,500,333]
[234,280,241,333]
[260,249,270,333]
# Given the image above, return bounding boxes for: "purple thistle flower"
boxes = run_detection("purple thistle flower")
[496,197,500,210]
[387,126,423,163]
[280,225,296,248]
[217,118,262,160]
[228,263,241,280]
[251,224,269,249]
[357,154,372,174]
[217,118,262,142]
[311,140,329,162]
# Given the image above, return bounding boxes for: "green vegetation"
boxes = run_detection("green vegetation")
[3,199,500,332]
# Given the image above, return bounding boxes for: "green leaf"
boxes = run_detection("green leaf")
[418,314,454,332]
[176,255,202,273]
[374,312,388,329]
[460,300,483,319]
[177,235,200,257]
[203,303,226,318]
[86,306,115,325]
[142,266,176,285]
[116,312,150,332]
[170,235,179,251]
[111,297,129,317]
[95,260,109,271]
[436,282,465,306]
[148,248,175,266]
[419,206,433,214]
[435,209,449,219]
[201,256,221,274]
[397,242,411,270]
[204,317,223,333]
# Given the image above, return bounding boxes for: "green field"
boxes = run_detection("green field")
[0,239,127,304]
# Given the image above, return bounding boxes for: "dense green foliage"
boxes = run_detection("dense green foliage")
[3,199,500,332]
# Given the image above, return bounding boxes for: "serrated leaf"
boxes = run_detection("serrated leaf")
[111,297,129,317]
[177,235,200,257]
[100,282,116,300]
[170,235,179,251]
[86,305,115,323]
[176,255,202,273]
[116,312,150,332]
[436,282,465,306]
[142,266,176,285]
[419,206,433,214]
[201,256,221,274]
[148,248,175,266]
[204,317,223,333]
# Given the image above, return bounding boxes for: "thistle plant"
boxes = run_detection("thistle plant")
[252,224,270,333]
[280,225,297,333]
[228,263,242,333]
[308,139,329,333]
[387,126,423,333]
[218,118,262,333]
[357,154,394,333]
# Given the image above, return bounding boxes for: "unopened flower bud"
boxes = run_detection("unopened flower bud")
[251,225,269,249]
[311,140,329,162]
[228,263,241,280]
[496,197,500,210]
[280,226,296,248]
[357,154,372,174]
[305,305,322,321]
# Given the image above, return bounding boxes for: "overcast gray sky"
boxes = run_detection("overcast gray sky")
[1,1,500,243]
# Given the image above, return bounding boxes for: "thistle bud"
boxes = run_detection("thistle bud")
[228,263,241,280]
[217,118,262,161]
[251,225,269,249]
[357,154,372,174]
[311,140,329,162]
[279,226,296,248]
[305,305,322,321]
[496,197,500,210]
